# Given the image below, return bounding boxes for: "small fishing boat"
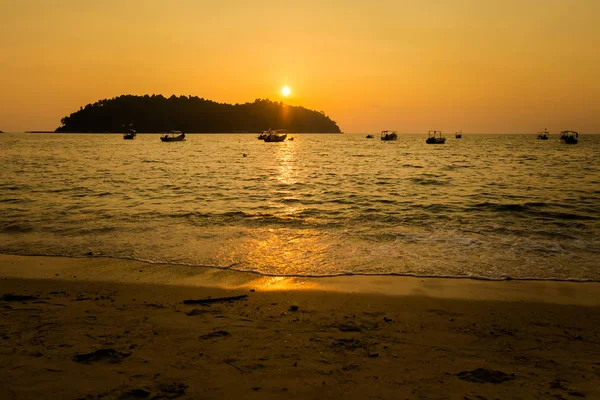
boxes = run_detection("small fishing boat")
[426,130,446,144]
[560,130,578,144]
[160,131,186,142]
[258,130,270,140]
[264,132,287,142]
[537,128,549,140]
[380,130,398,141]
[366,134,374,139]
[455,131,462,139]
[262,128,288,142]
[123,128,136,140]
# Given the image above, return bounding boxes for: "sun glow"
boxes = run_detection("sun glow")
[281,86,291,97]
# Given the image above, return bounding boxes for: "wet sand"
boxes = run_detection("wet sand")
[1,254,599,399]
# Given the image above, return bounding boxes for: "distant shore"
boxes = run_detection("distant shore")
[55,96,341,134]
[1,254,598,399]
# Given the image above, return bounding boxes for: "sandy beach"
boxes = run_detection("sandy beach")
[1,254,599,399]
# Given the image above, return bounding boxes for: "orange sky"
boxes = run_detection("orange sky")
[1,0,598,133]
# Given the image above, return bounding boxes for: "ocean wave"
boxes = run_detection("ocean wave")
[56,226,119,235]
[1,224,34,233]
[531,211,596,221]
[470,202,534,212]
[2,252,599,283]
[402,164,424,169]
[442,164,472,170]
[3,133,599,282]
[0,185,28,191]
[0,198,33,204]
[161,210,336,228]
[468,202,596,221]
[409,177,449,185]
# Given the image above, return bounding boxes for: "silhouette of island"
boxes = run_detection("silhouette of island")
[55,95,341,133]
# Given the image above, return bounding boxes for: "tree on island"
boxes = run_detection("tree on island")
[55,95,341,133]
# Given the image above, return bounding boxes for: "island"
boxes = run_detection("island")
[55,95,341,133]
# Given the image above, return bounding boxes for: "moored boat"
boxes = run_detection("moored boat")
[426,130,446,144]
[160,131,186,142]
[258,129,271,140]
[262,128,288,142]
[264,132,287,142]
[560,130,578,144]
[380,130,397,141]
[455,131,462,139]
[123,128,137,140]
[366,134,374,139]
[537,128,549,140]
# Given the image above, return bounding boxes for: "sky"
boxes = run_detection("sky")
[1,0,599,133]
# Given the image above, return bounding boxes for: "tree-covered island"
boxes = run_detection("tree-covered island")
[55,95,341,133]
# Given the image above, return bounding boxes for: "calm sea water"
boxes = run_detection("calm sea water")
[1,133,599,281]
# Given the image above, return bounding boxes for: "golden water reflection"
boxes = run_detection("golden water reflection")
[274,139,297,186]
[216,227,334,277]
[244,276,316,291]
[214,138,332,280]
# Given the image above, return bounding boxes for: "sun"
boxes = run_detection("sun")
[281,86,291,97]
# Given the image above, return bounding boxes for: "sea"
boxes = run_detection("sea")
[1,133,599,281]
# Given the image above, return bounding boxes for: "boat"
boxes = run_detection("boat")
[426,130,446,144]
[160,131,186,142]
[366,134,374,139]
[380,130,398,141]
[264,132,287,142]
[455,131,462,139]
[262,129,288,142]
[123,128,136,140]
[560,130,578,144]
[258,130,270,140]
[264,133,287,142]
[536,128,549,140]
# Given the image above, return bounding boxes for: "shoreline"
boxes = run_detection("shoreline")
[1,254,599,398]
[1,253,599,306]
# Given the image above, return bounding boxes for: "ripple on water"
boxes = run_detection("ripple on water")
[1,133,599,281]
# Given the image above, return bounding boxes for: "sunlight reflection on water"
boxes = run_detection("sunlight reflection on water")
[1,133,599,281]
[215,227,332,276]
